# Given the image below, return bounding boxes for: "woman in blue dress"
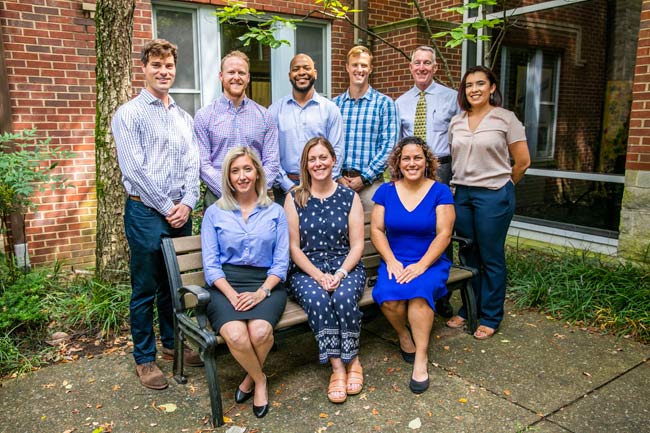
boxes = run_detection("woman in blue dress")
[284,137,366,404]
[370,136,455,394]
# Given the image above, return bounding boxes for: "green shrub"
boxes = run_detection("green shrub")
[507,246,650,343]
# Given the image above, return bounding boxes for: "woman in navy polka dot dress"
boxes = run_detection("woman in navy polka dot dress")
[284,137,366,404]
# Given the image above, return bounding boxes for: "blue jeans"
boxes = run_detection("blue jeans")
[454,182,514,329]
[124,198,192,365]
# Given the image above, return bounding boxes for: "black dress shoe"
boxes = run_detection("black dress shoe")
[235,386,253,404]
[253,402,269,418]
[400,348,415,364]
[409,375,430,394]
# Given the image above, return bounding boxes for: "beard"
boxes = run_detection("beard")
[290,76,316,93]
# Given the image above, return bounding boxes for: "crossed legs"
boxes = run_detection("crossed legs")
[220,319,273,407]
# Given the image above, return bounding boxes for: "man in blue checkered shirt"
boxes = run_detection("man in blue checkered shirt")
[333,46,398,210]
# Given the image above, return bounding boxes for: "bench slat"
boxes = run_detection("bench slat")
[177,252,203,273]
[172,235,202,254]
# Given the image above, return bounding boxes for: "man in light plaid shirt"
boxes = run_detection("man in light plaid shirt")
[112,39,203,390]
[333,46,398,210]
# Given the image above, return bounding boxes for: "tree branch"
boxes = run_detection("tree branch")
[412,0,456,87]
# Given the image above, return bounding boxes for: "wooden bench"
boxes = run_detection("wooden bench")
[161,214,477,427]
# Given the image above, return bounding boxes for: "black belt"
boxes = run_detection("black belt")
[341,169,362,177]
[436,155,451,164]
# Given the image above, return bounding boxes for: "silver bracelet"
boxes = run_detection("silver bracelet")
[335,268,348,279]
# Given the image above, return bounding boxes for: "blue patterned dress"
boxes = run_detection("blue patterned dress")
[288,184,366,364]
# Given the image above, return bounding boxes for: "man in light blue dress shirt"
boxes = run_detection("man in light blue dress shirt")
[194,50,280,207]
[112,39,202,390]
[395,46,460,317]
[334,45,398,210]
[395,46,460,185]
[268,53,344,203]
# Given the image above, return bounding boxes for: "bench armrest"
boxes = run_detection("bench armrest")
[179,284,211,329]
[451,235,473,266]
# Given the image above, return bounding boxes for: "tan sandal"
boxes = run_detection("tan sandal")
[327,372,347,403]
[446,315,466,329]
[346,364,363,395]
[473,325,496,340]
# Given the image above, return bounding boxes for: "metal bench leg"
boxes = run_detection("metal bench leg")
[172,327,187,384]
[460,280,478,334]
[203,353,224,427]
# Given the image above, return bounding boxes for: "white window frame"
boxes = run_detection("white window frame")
[152,2,331,107]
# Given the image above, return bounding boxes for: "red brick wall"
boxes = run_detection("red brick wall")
[2,0,98,266]
[1,0,351,267]
[628,0,650,170]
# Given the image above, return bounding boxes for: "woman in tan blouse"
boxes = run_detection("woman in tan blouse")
[446,66,530,339]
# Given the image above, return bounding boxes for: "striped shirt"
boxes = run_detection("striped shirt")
[268,91,344,192]
[194,95,280,197]
[112,89,200,216]
[333,86,398,183]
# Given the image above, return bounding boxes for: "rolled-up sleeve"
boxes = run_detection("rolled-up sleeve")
[268,209,290,281]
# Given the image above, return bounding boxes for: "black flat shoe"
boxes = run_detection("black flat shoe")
[400,348,415,364]
[235,386,253,404]
[409,375,430,394]
[253,402,269,418]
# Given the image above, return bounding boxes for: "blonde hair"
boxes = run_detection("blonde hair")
[293,137,337,208]
[346,45,373,64]
[220,50,250,71]
[217,147,272,211]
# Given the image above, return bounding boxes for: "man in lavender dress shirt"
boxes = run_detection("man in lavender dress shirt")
[194,50,280,207]
[112,39,202,390]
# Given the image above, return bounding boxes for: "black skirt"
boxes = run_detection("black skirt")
[206,264,287,333]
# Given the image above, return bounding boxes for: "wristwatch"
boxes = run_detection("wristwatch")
[261,287,271,298]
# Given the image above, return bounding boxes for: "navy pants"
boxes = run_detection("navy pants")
[454,182,514,329]
[124,198,192,365]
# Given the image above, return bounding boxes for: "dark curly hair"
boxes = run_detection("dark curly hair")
[387,136,439,182]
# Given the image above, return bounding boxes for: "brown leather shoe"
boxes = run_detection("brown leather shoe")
[135,361,168,390]
[161,346,204,367]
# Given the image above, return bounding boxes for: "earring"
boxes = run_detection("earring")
[489,93,495,104]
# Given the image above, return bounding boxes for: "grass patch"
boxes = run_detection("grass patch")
[0,256,130,377]
[506,245,650,344]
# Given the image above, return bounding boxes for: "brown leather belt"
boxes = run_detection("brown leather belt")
[287,173,300,181]
[130,195,180,205]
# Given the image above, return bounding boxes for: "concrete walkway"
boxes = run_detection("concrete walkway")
[1,298,648,433]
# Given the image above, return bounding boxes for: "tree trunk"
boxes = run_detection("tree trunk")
[95,0,135,282]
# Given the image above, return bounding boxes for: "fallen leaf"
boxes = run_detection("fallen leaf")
[63,429,76,433]
[225,426,245,433]
[359,393,368,400]
[500,339,510,343]
[95,404,103,409]
[157,403,177,413]
[583,372,592,377]
[371,408,379,415]
[458,398,468,404]
[222,416,233,423]
[111,385,120,392]
[408,417,422,429]
[319,413,329,418]
[327,421,334,427]
[504,389,511,396]
[391,384,402,392]
[443,346,450,351]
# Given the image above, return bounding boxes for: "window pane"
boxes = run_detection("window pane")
[515,176,623,234]
[171,93,199,116]
[540,57,556,102]
[155,9,196,89]
[221,21,272,107]
[296,25,324,94]
[500,48,528,121]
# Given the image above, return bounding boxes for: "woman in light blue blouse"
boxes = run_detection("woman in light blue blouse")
[201,147,289,418]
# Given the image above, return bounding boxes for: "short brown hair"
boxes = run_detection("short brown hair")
[140,39,177,65]
[387,136,439,182]
[346,45,373,64]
